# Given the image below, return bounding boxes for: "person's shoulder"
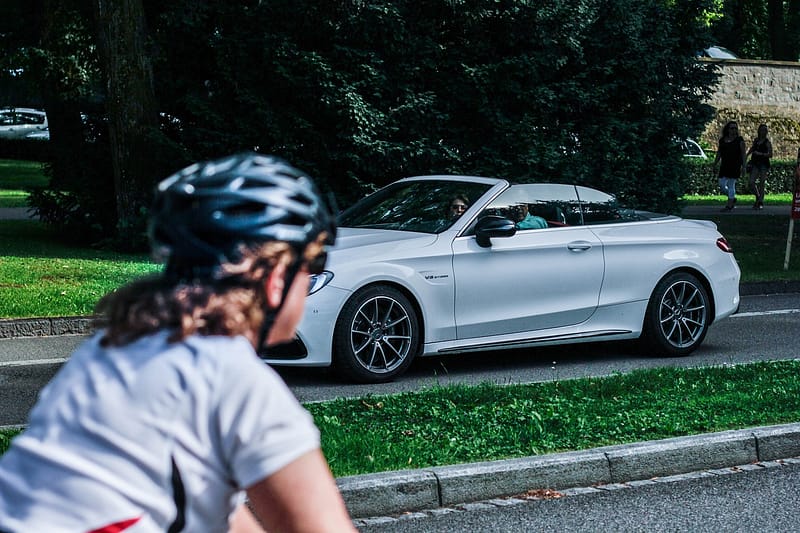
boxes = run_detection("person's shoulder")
[184,335,260,371]
[187,334,253,353]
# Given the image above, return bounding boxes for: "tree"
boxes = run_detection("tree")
[5,0,726,247]
[711,0,800,60]
[94,0,160,247]
[148,0,720,213]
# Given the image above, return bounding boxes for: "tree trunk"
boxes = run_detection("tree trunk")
[788,0,800,61]
[767,0,788,60]
[39,1,86,188]
[94,0,158,241]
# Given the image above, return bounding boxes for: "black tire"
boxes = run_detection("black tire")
[333,285,420,383]
[642,272,710,356]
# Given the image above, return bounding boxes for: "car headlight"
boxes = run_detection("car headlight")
[308,271,334,295]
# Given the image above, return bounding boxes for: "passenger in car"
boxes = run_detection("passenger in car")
[510,203,548,229]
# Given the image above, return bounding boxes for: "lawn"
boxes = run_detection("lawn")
[3,360,800,477]
[0,220,159,318]
[683,193,793,206]
[688,213,800,282]
[0,158,48,208]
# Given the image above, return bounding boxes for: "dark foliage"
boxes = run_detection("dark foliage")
[149,0,720,215]
[710,0,800,61]
[5,0,731,248]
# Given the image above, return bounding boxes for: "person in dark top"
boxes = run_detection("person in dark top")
[447,194,470,221]
[746,124,773,209]
[713,121,747,211]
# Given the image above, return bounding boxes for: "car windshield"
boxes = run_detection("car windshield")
[339,179,494,233]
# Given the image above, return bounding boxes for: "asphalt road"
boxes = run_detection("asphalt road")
[0,292,798,425]
[356,459,800,532]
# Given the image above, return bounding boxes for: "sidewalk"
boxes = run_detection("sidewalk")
[681,204,791,217]
[0,207,34,220]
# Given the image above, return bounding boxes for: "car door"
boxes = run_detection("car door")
[451,184,604,340]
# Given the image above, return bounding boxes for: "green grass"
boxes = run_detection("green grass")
[688,214,800,282]
[0,221,160,317]
[0,159,48,208]
[3,360,800,477]
[683,193,792,206]
[311,361,800,476]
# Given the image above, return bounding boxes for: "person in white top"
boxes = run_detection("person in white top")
[0,153,356,533]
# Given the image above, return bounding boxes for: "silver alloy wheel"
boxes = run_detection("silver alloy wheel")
[657,279,708,349]
[349,295,413,374]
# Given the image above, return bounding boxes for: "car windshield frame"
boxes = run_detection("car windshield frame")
[338,179,496,234]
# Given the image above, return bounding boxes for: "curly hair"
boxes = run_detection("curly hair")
[95,235,327,348]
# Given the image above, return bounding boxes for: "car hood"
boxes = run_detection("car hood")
[327,227,440,265]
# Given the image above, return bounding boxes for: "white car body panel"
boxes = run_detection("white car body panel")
[0,108,49,140]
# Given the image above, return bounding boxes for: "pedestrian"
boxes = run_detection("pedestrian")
[713,121,747,211]
[746,123,773,209]
[0,153,356,532]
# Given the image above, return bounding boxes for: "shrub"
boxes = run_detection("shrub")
[684,158,798,195]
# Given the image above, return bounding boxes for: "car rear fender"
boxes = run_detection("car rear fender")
[646,267,716,326]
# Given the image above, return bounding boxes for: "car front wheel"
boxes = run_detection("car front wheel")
[642,272,710,356]
[333,285,420,383]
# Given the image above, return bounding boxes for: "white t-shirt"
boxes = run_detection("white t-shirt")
[0,331,320,532]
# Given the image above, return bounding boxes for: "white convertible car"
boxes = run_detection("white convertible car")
[261,176,741,383]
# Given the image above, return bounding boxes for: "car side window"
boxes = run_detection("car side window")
[480,184,582,230]
[17,112,45,125]
[575,186,641,224]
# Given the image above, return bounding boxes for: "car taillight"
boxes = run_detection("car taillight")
[716,237,733,253]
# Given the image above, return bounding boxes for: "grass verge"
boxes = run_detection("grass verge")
[0,159,48,208]
[0,221,160,317]
[683,193,792,206]
[688,214,800,282]
[2,360,800,477]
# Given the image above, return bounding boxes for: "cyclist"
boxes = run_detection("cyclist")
[0,153,356,532]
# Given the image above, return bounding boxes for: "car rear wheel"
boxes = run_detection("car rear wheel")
[642,272,710,356]
[333,285,420,383]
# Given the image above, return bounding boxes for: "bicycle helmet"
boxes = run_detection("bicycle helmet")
[149,152,336,279]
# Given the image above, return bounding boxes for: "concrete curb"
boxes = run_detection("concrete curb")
[739,280,800,296]
[0,316,97,338]
[337,422,800,518]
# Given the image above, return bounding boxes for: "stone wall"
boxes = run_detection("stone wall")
[701,58,800,159]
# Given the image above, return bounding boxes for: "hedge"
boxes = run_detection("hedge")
[685,158,798,195]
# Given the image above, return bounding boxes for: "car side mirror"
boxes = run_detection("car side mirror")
[475,215,516,247]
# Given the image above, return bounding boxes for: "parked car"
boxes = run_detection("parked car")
[0,107,49,140]
[261,176,741,383]
[700,46,738,59]
[682,138,708,159]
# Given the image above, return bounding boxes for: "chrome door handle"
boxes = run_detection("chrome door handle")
[567,241,592,251]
